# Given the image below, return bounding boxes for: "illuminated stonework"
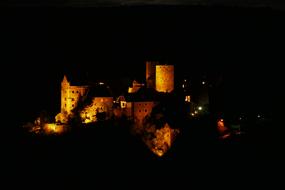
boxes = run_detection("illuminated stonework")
[155,65,174,93]
[60,75,89,116]
[80,97,113,123]
[133,101,156,125]
[128,80,144,93]
[144,123,179,157]
[43,123,65,135]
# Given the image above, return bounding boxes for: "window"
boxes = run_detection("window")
[65,104,66,107]
[145,109,147,112]
[139,110,141,112]
[72,104,74,107]
[72,91,74,93]
[65,98,66,101]
[72,98,74,101]
[76,91,79,93]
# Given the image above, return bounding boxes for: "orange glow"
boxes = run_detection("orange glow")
[217,119,227,133]
[44,123,65,134]
[155,65,174,93]
[185,95,191,102]
[144,123,179,157]
[120,101,127,108]
[217,119,231,139]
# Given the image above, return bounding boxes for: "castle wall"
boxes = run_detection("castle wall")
[80,97,113,123]
[155,65,174,93]
[133,101,156,125]
[61,84,89,114]
[125,102,133,119]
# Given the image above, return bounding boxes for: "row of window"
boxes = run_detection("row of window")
[138,109,148,113]
[64,104,75,108]
[138,103,149,106]
[65,90,80,94]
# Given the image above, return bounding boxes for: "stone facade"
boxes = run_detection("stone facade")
[155,65,174,93]
[80,97,113,123]
[60,75,89,115]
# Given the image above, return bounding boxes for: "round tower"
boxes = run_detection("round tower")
[61,75,70,113]
[155,65,174,93]
[146,61,158,89]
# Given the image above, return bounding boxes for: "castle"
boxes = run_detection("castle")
[55,61,175,125]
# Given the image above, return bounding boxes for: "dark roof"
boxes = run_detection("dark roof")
[85,83,113,97]
[125,87,160,102]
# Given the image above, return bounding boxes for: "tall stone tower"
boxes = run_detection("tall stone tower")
[61,75,70,113]
[60,75,89,115]
[146,61,158,89]
[155,65,174,93]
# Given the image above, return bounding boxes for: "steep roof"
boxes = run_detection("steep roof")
[125,87,160,102]
[85,82,113,98]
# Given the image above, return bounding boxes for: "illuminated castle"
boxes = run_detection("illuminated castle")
[55,75,113,124]
[55,61,174,125]
[124,61,175,126]
[145,61,174,93]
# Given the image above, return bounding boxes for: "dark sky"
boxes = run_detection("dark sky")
[0,0,283,9]
[1,5,277,124]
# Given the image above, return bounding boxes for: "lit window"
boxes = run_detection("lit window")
[185,96,191,102]
[121,101,127,108]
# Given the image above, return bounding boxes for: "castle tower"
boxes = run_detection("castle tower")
[61,75,70,113]
[155,65,174,93]
[146,61,158,89]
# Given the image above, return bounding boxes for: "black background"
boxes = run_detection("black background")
[0,4,282,188]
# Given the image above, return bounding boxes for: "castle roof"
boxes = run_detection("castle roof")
[125,87,160,102]
[86,82,113,98]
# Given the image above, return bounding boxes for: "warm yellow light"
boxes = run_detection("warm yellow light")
[202,81,205,85]
[185,95,191,102]
[198,106,202,110]
[44,123,64,134]
[120,101,127,109]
